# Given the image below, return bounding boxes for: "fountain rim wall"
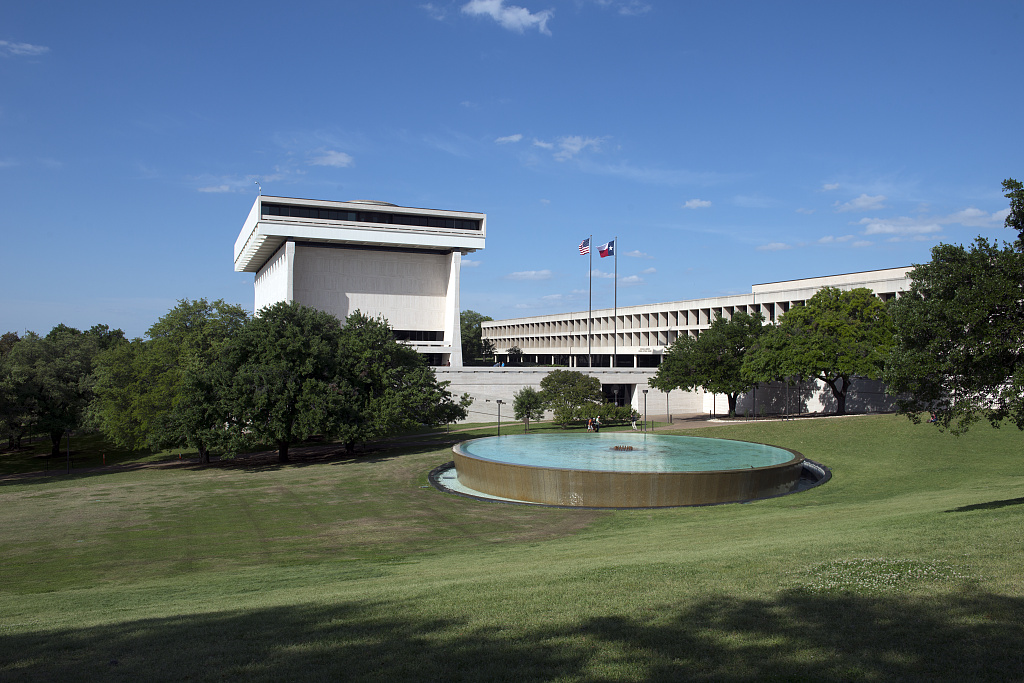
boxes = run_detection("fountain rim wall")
[452,435,805,508]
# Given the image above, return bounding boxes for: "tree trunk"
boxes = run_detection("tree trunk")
[198,443,210,464]
[345,441,355,455]
[50,429,63,458]
[826,376,851,415]
[727,393,738,417]
[277,440,289,462]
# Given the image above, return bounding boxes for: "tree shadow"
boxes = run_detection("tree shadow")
[944,497,1024,513]
[3,590,1022,681]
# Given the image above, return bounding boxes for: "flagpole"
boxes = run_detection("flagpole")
[588,233,592,369]
[613,235,618,369]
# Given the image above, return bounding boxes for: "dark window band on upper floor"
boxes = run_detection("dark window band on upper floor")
[261,203,481,231]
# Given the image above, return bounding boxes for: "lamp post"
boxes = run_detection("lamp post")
[496,400,504,436]
[665,389,670,425]
[642,389,649,432]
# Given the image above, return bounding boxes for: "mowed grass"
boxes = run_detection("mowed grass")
[1,415,1022,681]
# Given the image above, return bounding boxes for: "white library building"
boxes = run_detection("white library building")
[233,195,486,367]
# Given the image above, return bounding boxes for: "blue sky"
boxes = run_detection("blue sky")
[1,0,1021,338]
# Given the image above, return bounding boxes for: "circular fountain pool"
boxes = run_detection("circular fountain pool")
[451,433,806,508]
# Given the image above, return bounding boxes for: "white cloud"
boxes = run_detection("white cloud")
[822,183,840,191]
[553,135,604,161]
[495,133,523,144]
[590,269,615,279]
[683,198,711,209]
[462,0,554,35]
[626,250,653,259]
[757,242,791,251]
[858,216,941,237]
[507,269,552,280]
[309,149,354,167]
[541,293,564,301]
[818,235,855,244]
[943,207,1004,228]
[539,198,551,205]
[852,241,874,248]
[421,3,447,20]
[795,207,815,215]
[592,0,651,14]
[619,275,643,285]
[530,135,605,160]
[641,267,656,274]
[835,194,887,213]
[198,185,232,193]
[0,41,49,57]
[462,259,482,267]
[617,1,652,15]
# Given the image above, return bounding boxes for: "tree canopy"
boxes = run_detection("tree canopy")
[513,386,546,431]
[333,310,468,451]
[460,310,495,365]
[650,311,764,416]
[91,299,249,462]
[220,303,467,461]
[743,287,893,415]
[3,324,123,455]
[539,369,603,426]
[886,237,1024,434]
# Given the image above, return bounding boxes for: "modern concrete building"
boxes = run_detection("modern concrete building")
[481,267,911,369]
[234,195,485,367]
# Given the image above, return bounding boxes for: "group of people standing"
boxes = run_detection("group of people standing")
[587,414,642,432]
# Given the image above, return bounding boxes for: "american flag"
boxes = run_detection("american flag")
[579,238,590,255]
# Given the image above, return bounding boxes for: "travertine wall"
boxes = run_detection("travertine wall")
[253,243,292,314]
[292,245,449,331]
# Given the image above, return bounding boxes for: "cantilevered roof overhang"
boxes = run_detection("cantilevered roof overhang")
[234,196,487,273]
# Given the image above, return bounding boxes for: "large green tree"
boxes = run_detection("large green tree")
[885,179,1024,434]
[222,304,467,461]
[221,302,348,462]
[460,310,495,365]
[743,287,893,415]
[650,311,764,417]
[334,310,468,452]
[885,202,1024,434]
[6,324,123,456]
[513,386,546,432]
[539,369,603,426]
[91,299,249,463]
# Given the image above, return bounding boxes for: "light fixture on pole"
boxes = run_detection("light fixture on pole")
[666,389,670,425]
[496,400,504,436]
[642,389,649,432]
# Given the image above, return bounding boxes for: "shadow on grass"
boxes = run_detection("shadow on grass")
[944,497,1024,513]
[3,590,1022,681]
[0,437,458,486]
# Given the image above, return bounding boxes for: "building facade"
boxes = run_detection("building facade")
[481,267,911,369]
[234,195,485,367]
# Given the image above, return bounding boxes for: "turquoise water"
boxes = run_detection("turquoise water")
[457,433,797,473]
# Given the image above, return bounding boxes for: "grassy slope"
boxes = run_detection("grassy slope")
[1,415,1022,681]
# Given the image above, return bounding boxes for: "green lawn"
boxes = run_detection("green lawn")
[1,415,1022,681]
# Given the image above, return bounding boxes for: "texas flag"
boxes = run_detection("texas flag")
[598,240,615,258]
